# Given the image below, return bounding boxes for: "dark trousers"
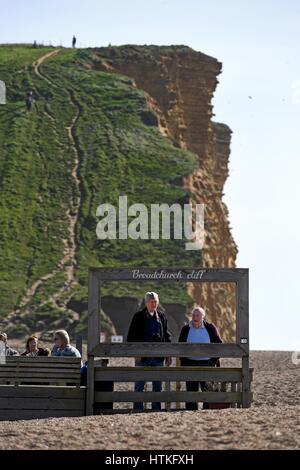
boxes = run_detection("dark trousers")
[134,357,164,410]
[183,358,215,410]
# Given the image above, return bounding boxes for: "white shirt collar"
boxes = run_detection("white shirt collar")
[148,310,155,316]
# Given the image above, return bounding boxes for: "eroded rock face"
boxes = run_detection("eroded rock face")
[92,46,237,341]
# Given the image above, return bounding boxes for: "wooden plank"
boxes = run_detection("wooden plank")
[95,391,243,403]
[0,378,79,383]
[94,366,249,372]
[5,357,81,363]
[236,382,242,408]
[0,378,80,384]
[92,267,247,283]
[230,382,237,392]
[0,379,80,386]
[242,356,251,408]
[4,364,80,369]
[0,383,81,388]
[0,410,85,420]
[22,366,80,371]
[164,380,171,410]
[94,367,250,382]
[0,375,80,383]
[91,343,246,358]
[91,408,210,415]
[0,397,85,410]
[88,269,100,354]
[86,355,94,415]
[175,357,181,410]
[16,370,79,376]
[92,409,187,415]
[0,386,85,399]
[0,370,80,376]
[230,382,237,408]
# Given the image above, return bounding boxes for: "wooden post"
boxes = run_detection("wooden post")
[144,382,148,409]
[165,380,171,411]
[236,270,250,408]
[76,335,83,356]
[242,356,250,408]
[175,357,181,410]
[86,269,100,416]
[86,355,94,415]
[236,381,242,408]
[230,382,237,408]
[88,269,100,354]
[236,270,249,350]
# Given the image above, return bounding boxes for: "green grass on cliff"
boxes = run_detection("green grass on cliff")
[0,44,200,326]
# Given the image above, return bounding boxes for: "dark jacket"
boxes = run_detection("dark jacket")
[127,307,172,343]
[127,307,171,360]
[21,347,50,357]
[178,320,222,366]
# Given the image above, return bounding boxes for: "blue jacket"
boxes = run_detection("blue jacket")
[51,344,81,358]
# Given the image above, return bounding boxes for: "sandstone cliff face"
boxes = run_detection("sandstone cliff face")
[91,45,238,341]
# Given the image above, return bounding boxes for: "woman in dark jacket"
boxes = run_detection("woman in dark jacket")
[178,306,222,410]
[21,335,50,357]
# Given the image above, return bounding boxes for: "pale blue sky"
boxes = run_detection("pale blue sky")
[1,0,299,350]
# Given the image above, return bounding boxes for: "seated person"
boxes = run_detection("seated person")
[21,335,50,356]
[0,332,19,356]
[51,329,81,358]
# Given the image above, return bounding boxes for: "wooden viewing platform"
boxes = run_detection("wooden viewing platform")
[0,267,252,420]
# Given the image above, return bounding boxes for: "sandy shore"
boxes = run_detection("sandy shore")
[0,350,298,450]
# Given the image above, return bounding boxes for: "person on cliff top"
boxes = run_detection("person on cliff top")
[25,91,33,111]
[72,35,76,48]
[21,335,50,357]
[127,291,172,411]
[178,306,222,410]
[0,332,19,356]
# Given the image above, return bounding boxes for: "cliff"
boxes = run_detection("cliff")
[88,45,238,341]
[0,45,237,342]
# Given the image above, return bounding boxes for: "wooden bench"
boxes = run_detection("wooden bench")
[0,357,85,420]
[0,356,82,386]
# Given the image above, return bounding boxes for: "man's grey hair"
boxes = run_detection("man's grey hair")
[144,291,159,303]
[54,329,70,344]
[192,306,205,317]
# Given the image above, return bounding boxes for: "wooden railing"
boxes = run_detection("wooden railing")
[93,364,253,412]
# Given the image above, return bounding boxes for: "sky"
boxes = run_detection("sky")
[0,0,299,351]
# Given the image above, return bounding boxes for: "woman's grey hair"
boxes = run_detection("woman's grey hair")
[54,329,70,344]
[192,306,206,317]
[144,291,159,303]
[0,332,7,343]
